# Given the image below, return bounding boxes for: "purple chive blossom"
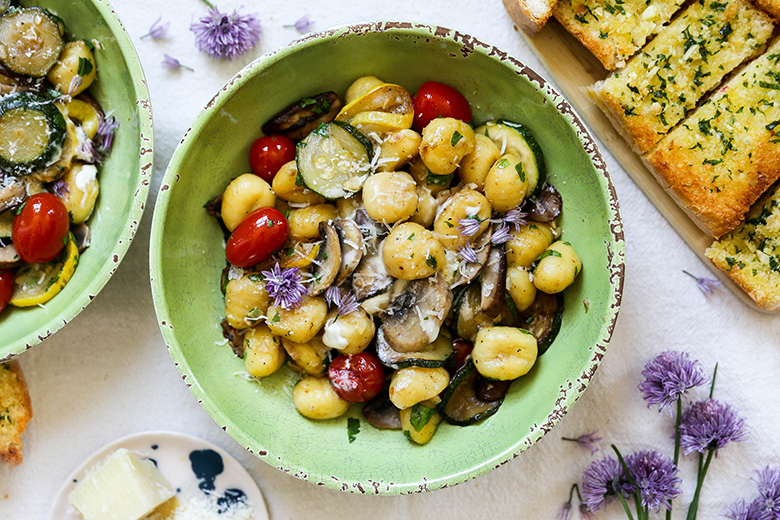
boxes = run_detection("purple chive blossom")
[285,15,314,33]
[503,207,528,231]
[95,114,119,158]
[491,222,512,245]
[324,285,360,316]
[142,16,170,39]
[728,467,780,520]
[457,215,482,237]
[581,456,632,512]
[625,450,681,511]
[458,243,480,264]
[679,398,748,456]
[555,500,572,520]
[683,270,722,296]
[190,4,261,60]
[49,179,69,198]
[261,263,307,311]
[639,350,708,414]
[162,54,194,71]
[562,431,602,455]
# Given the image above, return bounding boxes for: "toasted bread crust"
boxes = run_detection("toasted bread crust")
[753,0,780,18]
[0,360,32,465]
[504,0,558,35]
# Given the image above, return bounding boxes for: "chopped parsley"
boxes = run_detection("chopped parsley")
[410,403,436,432]
[451,131,463,146]
[347,417,360,443]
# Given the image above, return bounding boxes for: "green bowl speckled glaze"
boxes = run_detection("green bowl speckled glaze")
[151,22,624,494]
[0,0,153,361]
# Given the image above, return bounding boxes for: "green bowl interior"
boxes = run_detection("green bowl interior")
[1,0,152,360]
[151,23,623,494]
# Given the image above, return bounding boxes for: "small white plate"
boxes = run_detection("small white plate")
[49,431,269,520]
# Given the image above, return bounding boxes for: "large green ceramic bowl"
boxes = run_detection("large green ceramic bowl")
[151,22,623,494]
[0,0,152,361]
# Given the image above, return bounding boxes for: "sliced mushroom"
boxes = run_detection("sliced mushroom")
[354,208,387,254]
[362,393,402,430]
[333,218,363,286]
[0,179,26,214]
[220,319,246,358]
[524,183,562,223]
[351,249,393,301]
[479,246,506,317]
[308,221,341,295]
[0,242,21,269]
[380,273,453,353]
[475,378,511,403]
[519,292,564,356]
[262,91,342,140]
[204,194,222,218]
[71,222,91,253]
[360,278,409,316]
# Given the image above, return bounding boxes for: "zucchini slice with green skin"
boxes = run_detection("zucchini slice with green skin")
[375,329,453,370]
[0,91,66,175]
[439,360,504,426]
[9,232,79,307]
[296,121,373,199]
[519,292,563,356]
[0,7,64,77]
[476,120,546,197]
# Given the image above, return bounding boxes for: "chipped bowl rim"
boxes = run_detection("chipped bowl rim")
[150,21,624,494]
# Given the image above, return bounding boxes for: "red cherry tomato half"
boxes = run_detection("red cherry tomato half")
[328,352,385,403]
[12,193,70,264]
[225,207,289,267]
[248,134,296,182]
[412,81,473,132]
[0,270,13,314]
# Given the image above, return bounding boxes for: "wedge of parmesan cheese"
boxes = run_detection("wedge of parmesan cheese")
[68,448,176,520]
[592,0,773,153]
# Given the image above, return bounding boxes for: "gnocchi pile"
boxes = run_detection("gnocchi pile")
[0,2,116,313]
[210,76,583,444]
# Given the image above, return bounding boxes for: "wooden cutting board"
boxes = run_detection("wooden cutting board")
[521,19,771,313]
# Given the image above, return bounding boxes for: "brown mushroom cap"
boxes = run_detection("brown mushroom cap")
[308,221,341,296]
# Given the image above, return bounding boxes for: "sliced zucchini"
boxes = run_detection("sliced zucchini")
[476,120,546,197]
[439,360,504,426]
[296,121,372,199]
[10,232,78,307]
[375,329,453,370]
[0,7,64,77]
[519,292,563,355]
[453,282,494,343]
[0,91,67,175]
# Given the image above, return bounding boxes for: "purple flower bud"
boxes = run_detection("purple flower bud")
[293,15,314,33]
[261,263,307,311]
[581,456,631,512]
[95,114,119,158]
[458,243,479,264]
[457,215,482,237]
[190,5,261,60]
[683,270,722,296]
[625,450,681,512]
[679,398,748,455]
[490,222,512,245]
[162,54,194,71]
[562,431,602,455]
[639,350,707,414]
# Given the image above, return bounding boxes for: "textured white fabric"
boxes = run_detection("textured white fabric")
[1,1,778,518]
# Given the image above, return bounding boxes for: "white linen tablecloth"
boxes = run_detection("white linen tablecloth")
[1,1,778,518]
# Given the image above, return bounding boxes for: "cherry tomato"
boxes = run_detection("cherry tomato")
[248,134,296,182]
[0,270,13,314]
[12,193,70,264]
[412,81,473,132]
[225,207,289,267]
[449,338,473,375]
[328,352,385,403]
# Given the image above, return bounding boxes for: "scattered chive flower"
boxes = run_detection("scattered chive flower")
[68,75,82,96]
[190,3,261,60]
[579,504,596,520]
[727,467,780,520]
[639,350,707,414]
[458,243,480,264]
[457,215,483,237]
[285,15,314,33]
[162,53,194,71]
[95,114,119,158]
[261,263,307,310]
[683,269,722,296]
[491,222,512,245]
[324,286,360,316]
[141,16,170,39]
[581,456,631,512]
[679,398,748,455]
[562,431,602,455]
[49,179,69,198]
[625,450,681,512]
[503,207,528,231]
[556,500,573,520]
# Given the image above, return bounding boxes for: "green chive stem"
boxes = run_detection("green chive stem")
[686,450,714,520]
[709,363,719,398]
